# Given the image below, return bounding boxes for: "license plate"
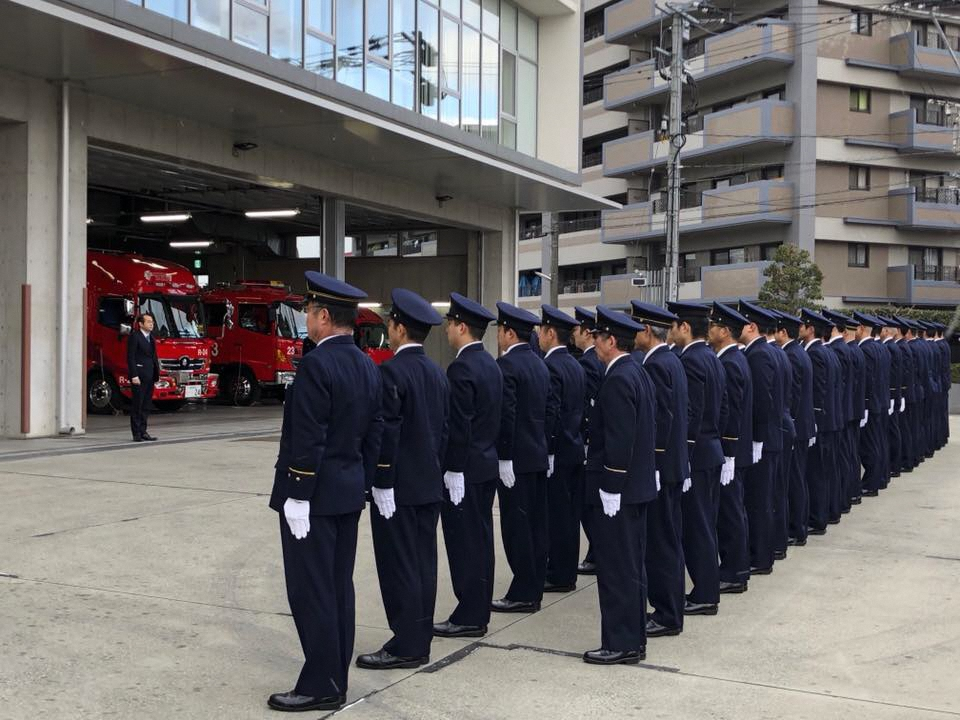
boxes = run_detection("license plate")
[184,385,202,398]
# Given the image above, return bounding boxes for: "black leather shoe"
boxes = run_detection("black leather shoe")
[267,691,345,712]
[577,560,597,575]
[807,526,827,536]
[132,436,143,442]
[750,566,773,576]
[646,619,681,637]
[583,648,644,665]
[491,598,540,613]
[862,489,879,497]
[719,581,747,594]
[787,537,807,547]
[773,550,787,561]
[356,649,428,670]
[891,471,901,478]
[827,517,841,525]
[684,600,718,616]
[850,496,863,505]
[543,581,576,593]
[432,621,487,638]
[141,433,158,441]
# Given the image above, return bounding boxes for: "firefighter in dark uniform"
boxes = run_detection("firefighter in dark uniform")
[708,302,753,593]
[822,312,855,522]
[357,288,449,670]
[879,315,906,479]
[894,317,918,472]
[667,300,726,616]
[539,304,586,593]
[434,293,502,639]
[583,306,657,665]
[493,302,551,613]
[630,300,688,636]
[934,322,951,449]
[853,312,891,497]
[574,306,603,575]
[268,271,382,713]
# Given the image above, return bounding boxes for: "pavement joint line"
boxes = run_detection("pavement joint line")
[926,555,960,562]
[0,468,269,497]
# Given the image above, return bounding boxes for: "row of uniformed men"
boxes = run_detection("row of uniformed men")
[264,271,951,712]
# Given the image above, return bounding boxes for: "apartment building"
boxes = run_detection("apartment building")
[522,0,960,313]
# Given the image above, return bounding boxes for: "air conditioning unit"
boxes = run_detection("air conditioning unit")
[632,276,650,287]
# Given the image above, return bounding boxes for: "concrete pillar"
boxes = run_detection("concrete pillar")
[479,208,518,355]
[322,197,345,279]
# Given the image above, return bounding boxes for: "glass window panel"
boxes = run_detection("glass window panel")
[481,35,499,140]
[441,93,460,125]
[393,0,417,109]
[517,57,536,155]
[191,0,229,37]
[441,17,460,91]
[419,1,440,119]
[401,231,438,256]
[518,11,536,60]
[368,0,390,60]
[500,0,516,51]
[482,0,499,38]
[461,26,481,133]
[307,0,333,35]
[337,0,365,90]
[441,0,460,16]
[500,118,516,149]
[364,234,399,257]
[463,0,480,27]
[232,3,268,53]
[145,0,187,22]
[305,34,335,77]
[270,0,303,65]
[366,62,392,100]
[501,50,515,116]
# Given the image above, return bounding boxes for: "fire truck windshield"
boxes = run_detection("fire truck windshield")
[277,301,308,339]
[140,294,204,339]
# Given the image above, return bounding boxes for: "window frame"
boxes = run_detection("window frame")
[851,11,872,36]
[849,86,871,113]
[849,165,871,191]
[847,242,870,268]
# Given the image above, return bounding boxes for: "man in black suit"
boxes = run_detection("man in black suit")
[574,307,603,575]
[357,288,449,671]
[267,272,383,713]
[493,302,551,614]
[127,312,160,442]
[434,293,502,639]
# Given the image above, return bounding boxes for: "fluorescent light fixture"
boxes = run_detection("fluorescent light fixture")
[85,218,94,225]
[244,208,300,219]
[169,240,213,249]
[431,302,451,308]
[142,212,191,224]
[358,302,382,309]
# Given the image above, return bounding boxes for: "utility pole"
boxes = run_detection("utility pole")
[539,211,559,306]
[663,11,685,303]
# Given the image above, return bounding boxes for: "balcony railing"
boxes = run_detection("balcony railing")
[914,265,960,282]
[583,85,605,105]
[891,32,960,80]
[651,191,703,213]
[582,149,603,168]
[915,187,960,205]
[679,265,702,283]
[558,215,602,233]
[521,225,544,240]
[585,22,605,42]
[562,279,601,294]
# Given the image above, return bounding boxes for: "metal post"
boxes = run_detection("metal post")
[664,11,684,303]
[538,212,559,306]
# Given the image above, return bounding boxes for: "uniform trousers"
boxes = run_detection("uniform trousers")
[888,408,903,479]
[440,478,497,627]
[902,402,918,469]
[773,443,792,554]
[787,441,809,543]
[829,428,851,521]
[745,451,778,572]
[646,481,685,629]
[845,424,862,505]
[718,468,751,584]
[279,512,359,699]
[587,502,649,652]
[497,471,549,603]
[546,462,584,587]
[681,467,720,605]
[860,414,886,494]
[807,432,837,531]
[370,502,440,658]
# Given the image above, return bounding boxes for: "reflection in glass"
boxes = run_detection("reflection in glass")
[368,0,390,60]
[517,58,536,155]
[463,0,480,27]
[482,0,499,39]
[337,0,365,89]
[270,0,304,65]
[500,118,517,149]
[401,231,439,256]
[307,0,333,35]
[366,62,391,100]
[461,26,481,133]
[419,1,440,120]
[518,10,537,60]
[393,0,417,109]
[441,0,460,17]
[146,0,188,22]
[441,17,460,91]
[481,35,499,141]
[500,1,516,51]
[501,50,515,116]
[441,93,460,126]
[232,3,268,52]
[191,0,229,37]
[305,34,335,77]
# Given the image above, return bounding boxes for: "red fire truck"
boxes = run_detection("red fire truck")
[87,250,219,414]
[201,283,393,405]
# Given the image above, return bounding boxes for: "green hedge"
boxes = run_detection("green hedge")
[838,305,955,325]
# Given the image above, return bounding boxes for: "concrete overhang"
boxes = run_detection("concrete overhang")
[514,0,578,17]
[0,0,615,214]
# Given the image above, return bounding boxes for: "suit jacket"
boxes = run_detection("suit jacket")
[770,341,796,446]
[585,354,657,505]
[497,343,550,474]
[783,340,815,443]
[679,340,725,470]
[827,336,855,426]
[807,339,842,434]
[372,346,450,506]
[270,334,382,516]
[637,344,689,486]
[847,340,867,423]
[718,345,754,467]
[544,347,586,468]
[444,342,503,484]
[127,331,160,384]
[744,336,783,451]
[578,346,604,447]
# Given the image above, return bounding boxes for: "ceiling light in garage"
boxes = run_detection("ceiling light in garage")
[169,240,213,249]
[142,212,192,223]
[244,209,301,219]
[359,302,383,309]
[431,302,451,308]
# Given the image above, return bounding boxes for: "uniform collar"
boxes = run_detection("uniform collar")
[317,332,351,346]
[716,342,738,358]
[583,345,597,356]
[744,336,765,351]
[804,338,820,350]
[456,340,483,358]
[503,342,526,356]
[858,337,873,346]
[680,338,706,355]
[606,352,629,375]
[826,335,843,345]
[544,345,565,359]
[642,342,666,364]
[396,343,423,354]
[782,338,795,349]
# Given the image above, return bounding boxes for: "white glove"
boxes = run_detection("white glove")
[655,470,661,492]
[547,455,555,478]
[720,457,735,486]
[283,498,310,540]
[808,436,816,448]
[900,397,906,413]
[682,477,692,493]
[499,460,516,489]
[599,489,621,517]
[372,487,396,519]
[860,409,868,428]
[888,399,895,415]
[443,471,465,506]
[752,441,764,464]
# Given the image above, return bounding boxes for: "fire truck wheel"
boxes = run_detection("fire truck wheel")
[87,371,124,415]
[222,367,261,407]
[154,400,186,412]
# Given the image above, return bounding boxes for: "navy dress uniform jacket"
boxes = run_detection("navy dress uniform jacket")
[806,339,841,433]
[497,344,550,474]
[847,341,867,424]
[718,346,754,466]
[544,347,586,467]
[744,338,783,451]
[827,338,855,426]
[679,341,725,471]
[783,340,815,442]
[579,347,604,448]
[372,346,450,505]
[445,343,503,484]
[885,339,903,410]
[637,345,689,486]
[770,342,796,447]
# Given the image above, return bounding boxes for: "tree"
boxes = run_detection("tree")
[758,244,824,314]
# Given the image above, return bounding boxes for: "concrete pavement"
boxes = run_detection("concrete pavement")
[1,414,959,719]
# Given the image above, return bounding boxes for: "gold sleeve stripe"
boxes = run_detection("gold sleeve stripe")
[603,465,628,473]
[289,467,315,476]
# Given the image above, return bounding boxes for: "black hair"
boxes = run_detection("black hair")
[598,333,633,353]
[687,316,710,340]
[757,322,777,335]
[780,323,800,340]
[136,312,154,325]
[466,323,487,341]
[406,324,429,344]
[818,326,832,342]
[871,326,882,338]
[308,300,357,330]
[546,325,572,345]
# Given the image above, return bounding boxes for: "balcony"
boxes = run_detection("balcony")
[601,180,793,244]
[889,110,958,157]
[604,0,664,45]
[604,20,794,112]
[889,187,960,231]
[603,100,793,177]
[890,32,960,81]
